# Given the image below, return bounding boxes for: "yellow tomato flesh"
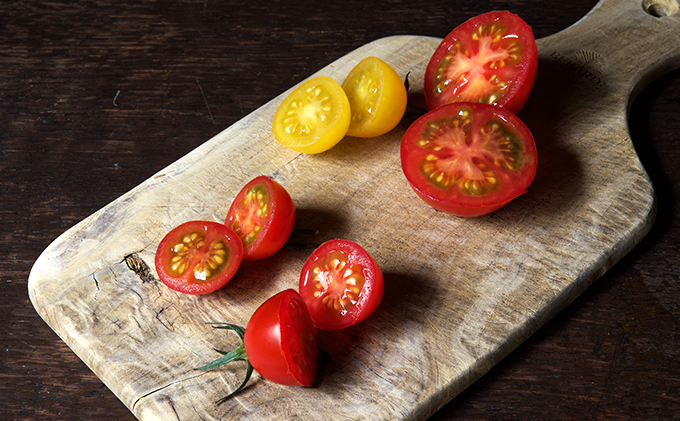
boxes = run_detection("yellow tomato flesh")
[272,76,351,154]
[341,56,407,138]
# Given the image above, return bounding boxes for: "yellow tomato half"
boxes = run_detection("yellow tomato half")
[341,56,408,138]
[272,76,351,154]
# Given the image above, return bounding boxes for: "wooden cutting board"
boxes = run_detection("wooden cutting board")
[28,0,680,419]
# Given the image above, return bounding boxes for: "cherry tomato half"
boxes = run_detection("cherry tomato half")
[244,289,318,387]
[272,76,351,154]
[155,221,243,294]
[226,176,296,261]
[424,11,538,114]
[400,102,537,217]
[299,239,384,331]
[341,56,408,138]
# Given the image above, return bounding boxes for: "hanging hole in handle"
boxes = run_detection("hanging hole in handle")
[642,0,679,17]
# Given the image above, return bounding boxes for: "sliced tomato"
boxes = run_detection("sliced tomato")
[298,239,384,331]
[424,11,538,113]
[244,289,318,387]
[400,102,537,217]
[272,76,351,154]
[226,176,296,261]
[155,221,243,294]
[341,56,408,138]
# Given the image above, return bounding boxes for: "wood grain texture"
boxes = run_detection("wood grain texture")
[4,0,680,420]
[25,0,677,419]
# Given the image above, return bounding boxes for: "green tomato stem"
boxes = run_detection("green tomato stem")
[196,323,254,404]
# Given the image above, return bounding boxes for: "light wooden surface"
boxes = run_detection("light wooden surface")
[27,0,679,419]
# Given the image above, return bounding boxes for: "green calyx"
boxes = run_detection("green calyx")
[196,323,254,404]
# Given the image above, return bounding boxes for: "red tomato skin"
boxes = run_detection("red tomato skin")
[424,11,538,114]
[400,102,537,217]
[410,189,518,217]
[226,176,296,261]
[244,289,318,387]
[299,239,384,331]
[155,221,243,295]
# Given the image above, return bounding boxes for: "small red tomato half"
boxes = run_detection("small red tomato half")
[155,221,243,294]
[424,11,538,113]
[244,289,318,387]
[299,239,384,331]
[400,102,537,217]
[226,176,296,260]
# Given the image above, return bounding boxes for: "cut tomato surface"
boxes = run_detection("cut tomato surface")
[272,76,351,154]
[226,176,296,260]
[299,239,384,331]
[244,289,319,387]
[155,220,243,294]
[341,56,407,138]
[400,102,537,217]
[424,11,538,113]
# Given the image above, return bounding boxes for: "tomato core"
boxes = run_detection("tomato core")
[433,21,522,105]
[230,184,268,247]
[155,221,243,294]
[166,231,231,281]
[306,251,366,317]
[416,106,526,196]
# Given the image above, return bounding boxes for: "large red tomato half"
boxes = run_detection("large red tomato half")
[299,239,384,331]
[424,11,538,113]
[400,102,537,217]
[243,289,318,387]
[226,176,296,261]
[155,220,243,294]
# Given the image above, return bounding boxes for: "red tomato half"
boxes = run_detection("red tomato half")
[424,11,538,113]
[244,289,318,387]
[299,239,384,331]
[400,102,537,217]
[226,176,296,260]
[155,221,243,294]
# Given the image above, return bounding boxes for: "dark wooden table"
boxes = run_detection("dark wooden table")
[2,0,678,419]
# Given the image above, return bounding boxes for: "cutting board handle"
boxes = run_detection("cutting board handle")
[538,0,680,101]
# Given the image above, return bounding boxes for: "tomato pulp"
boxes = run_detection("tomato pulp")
[226,176,296,260]
[272,76,351,154]
[299,239,384,330]
[155,220,243,294]
[341,56,408,138]
[400,102,537,217]
[244,289,319,387]
[424,11,538,113]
